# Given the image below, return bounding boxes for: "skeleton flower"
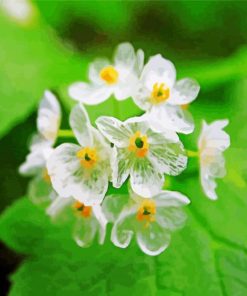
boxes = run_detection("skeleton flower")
[47,104,112,205]
[19,90,61,204]
[69,42,144,105]
[198,120,230,200]
[103,188,190,256]
[96,116,187,197]
[133,54,200,134]
[47,196,107,247]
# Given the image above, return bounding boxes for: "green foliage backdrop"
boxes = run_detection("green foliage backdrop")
[0,1,247,295]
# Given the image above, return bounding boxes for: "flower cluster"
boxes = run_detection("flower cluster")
[20,43,230,256]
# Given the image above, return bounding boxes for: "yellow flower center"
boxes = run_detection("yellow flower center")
[73,201,92,218]
[42,168,51,184]
[100,66,119,85]
[150,82,170,104]
[128,131,149,158]
[136,200,156,227]
[76,147,98,169]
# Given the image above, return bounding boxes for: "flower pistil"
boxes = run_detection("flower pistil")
[150,82,170,104]
[100,66,119,85]
[128,131,149,158]
[77,147,98,169]
[137,199,156,227]
[73,201,92,218]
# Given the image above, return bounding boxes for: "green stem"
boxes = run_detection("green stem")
[113,98,120,118]
[186,150,199,158]
[58,129,75,138]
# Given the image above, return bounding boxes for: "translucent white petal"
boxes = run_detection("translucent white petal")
[96,116,131,147]
[198,119,230,152]
[124,115,150,134]
[69,104,93,147]
[19,134,53,176]
[154,191,189,230]
[91,127,112,181]
[114,42,136,69]
[148,133,188,176]
[200,167,218,200]
[69,82,112,105]
[132,83,152,111]
[134,49,145,75]
[112,147,133,188]
[46,196,74,219]
[88,58,110,84]
[111,207,136,249]
[168,78,200,105]
[156,207,188,231]
[205,153,226,178]
[136,222,170,256]
[140,54,176,90]
[29,134,52,151]
[102,194,129,222]
[28,173,56,206]
[92,205,107,244]
[37,90,61,143]
[130,157,165,198]
[73,216,98,248]
[154,190,190,207]
[113,72,139,101]
[19,149,47,176]
[47,143,109,205]
[145,124,179,143]
[148,105,195,134]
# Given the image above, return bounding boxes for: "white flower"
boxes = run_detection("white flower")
[19,90,61,204]
[96,116,187,197]
[198,120,230,200]
[47,196,107,247]
[47,104,112,205]
[133,54,200,134]
[69,42,144,105]
[103,188,190,256]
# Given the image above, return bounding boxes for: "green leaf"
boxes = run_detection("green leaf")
[1,165,247,296]
[0,198,157,296]
[0,12,86,139]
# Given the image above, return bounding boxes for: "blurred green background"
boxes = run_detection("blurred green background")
[0,1,247,295]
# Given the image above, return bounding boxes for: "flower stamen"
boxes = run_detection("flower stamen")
[73,201,92,218]
[128,131,149,158]
[150,82,170,104]
[77,147,98,169]
[136,200,156,227]
[100,66,119,85]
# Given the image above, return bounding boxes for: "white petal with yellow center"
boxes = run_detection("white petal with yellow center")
[47,143,109,205]
[106,188,189,256]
